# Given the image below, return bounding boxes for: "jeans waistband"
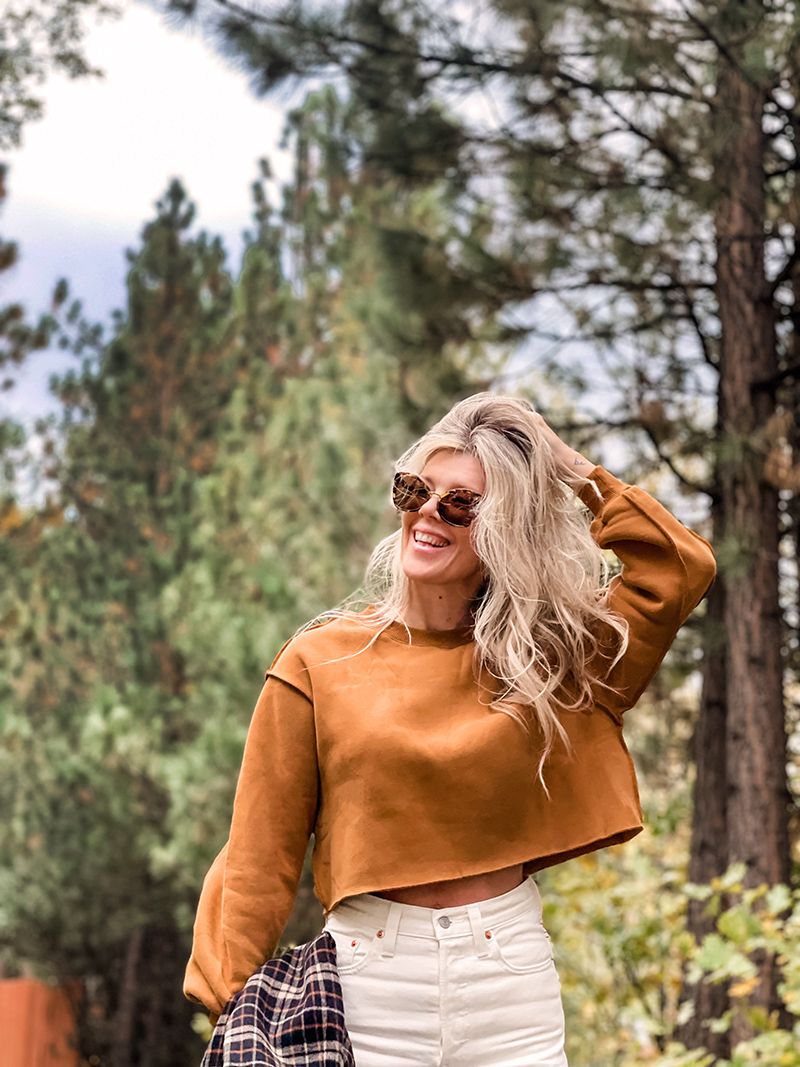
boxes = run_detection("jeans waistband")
[326,877,541,959]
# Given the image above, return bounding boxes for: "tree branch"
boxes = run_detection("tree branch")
[752,360,800,394]
[641,423,714,495]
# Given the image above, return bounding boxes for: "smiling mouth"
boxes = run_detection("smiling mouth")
[414,531,449,548]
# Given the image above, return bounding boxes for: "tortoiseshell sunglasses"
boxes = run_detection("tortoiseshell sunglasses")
[392,472,482,528]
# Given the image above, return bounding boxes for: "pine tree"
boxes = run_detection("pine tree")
[0,180,238,1066]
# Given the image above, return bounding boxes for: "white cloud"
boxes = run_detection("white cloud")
[3,2,291,228]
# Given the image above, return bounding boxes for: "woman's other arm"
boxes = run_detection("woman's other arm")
[184,676,319,1017]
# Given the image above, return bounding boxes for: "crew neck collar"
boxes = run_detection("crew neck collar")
[383,620,474,648]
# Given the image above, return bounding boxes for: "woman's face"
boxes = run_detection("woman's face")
[399,450,486,596]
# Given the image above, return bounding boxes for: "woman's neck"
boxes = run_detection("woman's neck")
[401,585,476,631]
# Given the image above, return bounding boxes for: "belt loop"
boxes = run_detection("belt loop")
[528,877,543,921]
[380,902,402,958]
[467,904,490,959]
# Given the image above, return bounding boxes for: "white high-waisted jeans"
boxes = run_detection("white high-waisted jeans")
[324,878,567,1067]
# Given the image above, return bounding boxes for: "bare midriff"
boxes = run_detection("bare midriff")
[376,863,525,909]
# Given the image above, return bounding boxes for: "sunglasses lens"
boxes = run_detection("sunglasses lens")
[439,491,479,527]
[393,473,430,511]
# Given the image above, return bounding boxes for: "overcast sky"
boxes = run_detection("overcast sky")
[1,2,292,418]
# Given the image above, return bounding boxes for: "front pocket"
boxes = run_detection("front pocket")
[487,917,555,975]
[325,926,382,976]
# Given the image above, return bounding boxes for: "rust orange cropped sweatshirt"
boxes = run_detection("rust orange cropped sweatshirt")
[185,467,716,1016]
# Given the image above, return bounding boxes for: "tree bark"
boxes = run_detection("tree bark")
[111,926,143,1067]
[677,574,730,1055]
[680,51,792,1047]
[713,64,789,888]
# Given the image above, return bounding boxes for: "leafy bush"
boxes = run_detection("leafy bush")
[542,846,799,1067]
[653,867,800,1067]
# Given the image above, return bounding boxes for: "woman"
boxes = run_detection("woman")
[185,394,716,1065]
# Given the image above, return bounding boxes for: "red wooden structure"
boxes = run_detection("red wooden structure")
[0,979,78,1066]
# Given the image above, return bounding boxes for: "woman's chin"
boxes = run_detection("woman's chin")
[402,562,450,587]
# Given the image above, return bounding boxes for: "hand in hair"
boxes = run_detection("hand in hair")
[531,413,594,482]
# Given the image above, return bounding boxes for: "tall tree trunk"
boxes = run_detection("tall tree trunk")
[680,51,791,1047]
[677,573,730,1056]
[713,65,789,885]
[111,926,143,1067]
[138,925,208,1067]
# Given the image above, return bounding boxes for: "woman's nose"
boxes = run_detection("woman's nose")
[418,494,441,519]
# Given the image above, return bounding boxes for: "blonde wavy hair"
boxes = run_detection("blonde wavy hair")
[359,393,629,773]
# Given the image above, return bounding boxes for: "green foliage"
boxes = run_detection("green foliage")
[654,877,800,1067]
[541,848,800,1067]
[540,798,693,1064]
[275,86,510,432]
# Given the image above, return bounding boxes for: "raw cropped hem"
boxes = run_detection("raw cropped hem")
[523,825,643,874]
[320,824,644,913]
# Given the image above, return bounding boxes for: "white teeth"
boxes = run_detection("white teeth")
[415,531,448,548]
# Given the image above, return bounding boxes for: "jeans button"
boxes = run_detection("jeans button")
[438,916,451,929]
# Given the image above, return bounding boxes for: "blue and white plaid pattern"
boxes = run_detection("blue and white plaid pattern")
[201,932,355,1066]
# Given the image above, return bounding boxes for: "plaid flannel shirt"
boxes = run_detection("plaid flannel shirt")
[201,932,355,1066]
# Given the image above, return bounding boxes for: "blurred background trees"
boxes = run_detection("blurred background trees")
[0,0,799,1063]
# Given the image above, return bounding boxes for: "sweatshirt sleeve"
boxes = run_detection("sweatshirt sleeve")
[578,466,716,720]
[183,674,319,1017]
